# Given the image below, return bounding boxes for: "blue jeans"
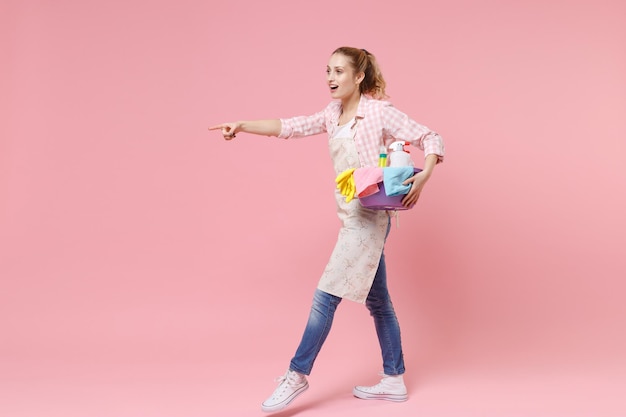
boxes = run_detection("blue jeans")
[289,249,406,376]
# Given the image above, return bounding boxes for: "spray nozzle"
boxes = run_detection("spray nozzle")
[389,141,410,153]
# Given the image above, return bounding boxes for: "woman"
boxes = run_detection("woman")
[209,46,444,413]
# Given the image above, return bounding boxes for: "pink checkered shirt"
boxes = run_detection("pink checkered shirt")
[278,95,444,168]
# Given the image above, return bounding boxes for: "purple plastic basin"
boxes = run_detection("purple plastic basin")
[358,167,422,211]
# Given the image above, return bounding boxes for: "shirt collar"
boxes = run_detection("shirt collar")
[355,94,369,120]
[329,95,369,129]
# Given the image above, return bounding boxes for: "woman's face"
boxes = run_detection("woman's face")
[326,53,363,101]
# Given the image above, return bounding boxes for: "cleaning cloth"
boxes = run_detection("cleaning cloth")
[353,167,383,198]
[383,166,415,196]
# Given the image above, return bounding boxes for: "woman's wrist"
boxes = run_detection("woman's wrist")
[420,154,439,177]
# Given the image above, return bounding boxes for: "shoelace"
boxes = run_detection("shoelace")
[370,373,386,389]
[275,371,301,387]
[368,371,397,389]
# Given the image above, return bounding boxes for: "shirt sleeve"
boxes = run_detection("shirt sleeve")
[278,108,328,139]
[382,103,445,163]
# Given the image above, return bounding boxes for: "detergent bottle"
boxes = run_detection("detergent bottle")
[378,145,388,167]
[388,141,414,167]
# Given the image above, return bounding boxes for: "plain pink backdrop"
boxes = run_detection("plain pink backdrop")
[1,0,625,416]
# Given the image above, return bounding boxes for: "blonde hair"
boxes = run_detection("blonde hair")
[332,46,388,100]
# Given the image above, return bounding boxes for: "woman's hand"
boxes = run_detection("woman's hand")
[401,153,439,207]
[208,122,240,140]
[401,170,430,207]
[208,120,281,139]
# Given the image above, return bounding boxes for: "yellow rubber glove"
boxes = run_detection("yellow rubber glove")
[336,168,354,189]
[335,168,356,203]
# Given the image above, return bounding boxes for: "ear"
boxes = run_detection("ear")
[355,71,365,85]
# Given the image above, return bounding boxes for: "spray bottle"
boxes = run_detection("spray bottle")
[388,141,414,167]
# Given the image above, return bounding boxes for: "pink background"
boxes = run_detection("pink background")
[1,0,625,416]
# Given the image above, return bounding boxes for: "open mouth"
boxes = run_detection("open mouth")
[329,84,338,91]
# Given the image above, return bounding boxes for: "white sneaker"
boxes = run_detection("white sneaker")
[353,373,408,402]
[261,370,309,413]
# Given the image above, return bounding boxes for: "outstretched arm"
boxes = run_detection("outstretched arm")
[208,120,281,140]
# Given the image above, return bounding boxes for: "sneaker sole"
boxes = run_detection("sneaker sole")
[352,387,408,402]
[261,382,309,413]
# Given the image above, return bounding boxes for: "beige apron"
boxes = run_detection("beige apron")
[317,121,390,303]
